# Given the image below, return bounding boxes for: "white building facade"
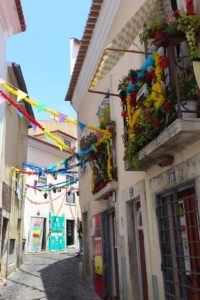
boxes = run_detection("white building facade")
[24,120,81,253]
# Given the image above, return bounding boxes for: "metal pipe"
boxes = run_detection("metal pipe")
[105,47,151,55]
[88,89,120,98]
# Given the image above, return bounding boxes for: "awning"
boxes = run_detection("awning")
[89,0,166,90]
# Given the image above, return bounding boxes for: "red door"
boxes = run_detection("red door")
[178,187,200,300]
[92,214,105,298]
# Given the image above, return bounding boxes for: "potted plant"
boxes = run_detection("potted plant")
[140,10,200,59]
[179,65,200,118]
[139,17,167,43]
[80,132,97,150]
[175,10,200,58]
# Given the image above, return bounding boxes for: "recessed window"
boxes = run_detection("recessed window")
[65,192,75,204]
[9,239,15,255]
[64,139,72,148]
[38,176,47,185]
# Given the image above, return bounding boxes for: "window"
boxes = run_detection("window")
[156,186,200,299]
[65,192,75,204]
[65,175,76,204]
[64,139,72,148]
[38,175,47,185]
[9,239,15,255]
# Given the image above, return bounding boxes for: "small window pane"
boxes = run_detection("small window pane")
[66,192,75,204]
[64,139,71,148]
[38,176,47,185]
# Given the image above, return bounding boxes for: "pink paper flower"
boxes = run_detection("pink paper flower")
[167,16,176,25]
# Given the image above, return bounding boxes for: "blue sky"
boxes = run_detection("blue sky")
[7,0,92,120]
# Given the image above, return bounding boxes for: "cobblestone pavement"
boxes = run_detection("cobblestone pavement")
[0,249,101,300]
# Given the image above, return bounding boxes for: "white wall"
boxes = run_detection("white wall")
[24,137,80,251]
[0,24,6,168]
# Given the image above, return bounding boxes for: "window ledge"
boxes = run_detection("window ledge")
[93,181,118,201]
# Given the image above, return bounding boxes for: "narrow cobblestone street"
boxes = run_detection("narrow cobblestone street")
[0,250,100,300]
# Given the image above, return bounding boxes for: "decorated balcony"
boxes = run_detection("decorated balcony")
[120,10,200,171]
[80,98,117,200]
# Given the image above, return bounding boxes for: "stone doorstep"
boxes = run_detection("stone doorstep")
[126,118,200,171]
[93,181,118,201]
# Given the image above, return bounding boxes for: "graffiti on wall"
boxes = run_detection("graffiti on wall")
[28,217,43,252]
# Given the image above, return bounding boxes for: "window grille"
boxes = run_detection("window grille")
[156,186,200,299]
[38,175,47,185]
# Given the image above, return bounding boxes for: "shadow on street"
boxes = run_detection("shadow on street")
[0,252,100,300]
[39,255,100,300]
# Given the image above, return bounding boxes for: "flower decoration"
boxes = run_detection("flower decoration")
[118,48,175,168]
[139,10,200,58]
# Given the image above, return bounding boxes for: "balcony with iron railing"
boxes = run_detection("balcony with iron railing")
[80,97,118,200]
[120,11,200,171]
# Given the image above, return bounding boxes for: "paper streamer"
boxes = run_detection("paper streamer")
[0,90,74,153]
[0,81,111,136]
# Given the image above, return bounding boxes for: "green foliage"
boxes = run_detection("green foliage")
[123,141,140,169]
[139,10,200,58]
[80,132,97,150]
[177,11,200,58]
[178,64,200,101]
[139,17,167,43]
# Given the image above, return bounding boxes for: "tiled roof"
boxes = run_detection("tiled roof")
[15,0,26,32]
[65,0,103,101]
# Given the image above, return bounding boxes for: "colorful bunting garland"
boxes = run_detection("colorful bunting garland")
[26,191,67,205]
[0,90,74,153]
[26,178,78,192]
[0,80,111,136]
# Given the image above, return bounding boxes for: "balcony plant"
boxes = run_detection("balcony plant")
[139,17,167,43]
[80,132,97,150]
[119,48,176,168]
[140,10,200,59]
[179,65,200,117]
[175,10,200,58]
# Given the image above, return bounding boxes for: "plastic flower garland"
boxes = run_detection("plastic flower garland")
[119,47,174,168]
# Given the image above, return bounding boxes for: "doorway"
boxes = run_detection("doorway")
[1,217,9,259]
[82,212,90,278]
[157,185,200,299]
[41,218,46,250]
[102,210,119,299]
[126,199,149,299]
[134,200,149,300]
[66,220,74,246]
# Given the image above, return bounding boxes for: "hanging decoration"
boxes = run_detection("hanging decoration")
[89,0,164,89]
[118,47,175,168]
[0,90,74,153]
[186,0,194,14]
[2,79,117,195]
[26,177,78,191]
[79,97,117,194]
[0,81,111,137]
[25,189,67,205]
[0,94,5,105]
[26,178,78,192]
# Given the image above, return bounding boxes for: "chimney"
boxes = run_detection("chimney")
[69,38,80,75]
